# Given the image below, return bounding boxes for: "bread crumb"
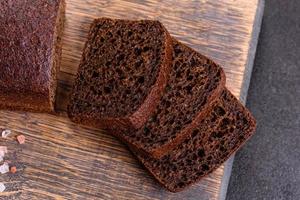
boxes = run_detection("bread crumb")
[10,166,17,174]
[0,146,8,154]
[0,146,7,162]
[17,135,25,144]
[1,129,11,138]
[0,163,9,174]
[0,183,5,192]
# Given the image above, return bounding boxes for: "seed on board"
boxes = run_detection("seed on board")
[17,135,25,144]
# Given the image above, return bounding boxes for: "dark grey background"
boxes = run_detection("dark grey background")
[226,0,300,200]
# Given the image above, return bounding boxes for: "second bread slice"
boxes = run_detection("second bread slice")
[132,89,256,192]
[119,39,225,158]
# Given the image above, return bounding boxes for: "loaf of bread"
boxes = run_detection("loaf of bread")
[68,18,172,130]
[132,89,256,192]
[0,0,65,112]
[120,39,225,158]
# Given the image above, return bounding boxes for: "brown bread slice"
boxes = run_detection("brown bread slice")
[119,39,225,158]
[0,0,65,112]
[68,18,172,130]
[132,89,256,192]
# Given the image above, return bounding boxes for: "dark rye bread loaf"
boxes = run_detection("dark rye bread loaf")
[132,89,256,192]
[0,0,65,112]
[120,39,225,158]
[68,18,172,130]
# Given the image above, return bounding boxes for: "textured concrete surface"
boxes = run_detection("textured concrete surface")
[226,1,300,200]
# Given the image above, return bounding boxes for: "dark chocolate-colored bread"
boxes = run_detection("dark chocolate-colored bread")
[68,18,172,130]
[0,0,65,112]
[120,39,225,158]
[132,89,256,192]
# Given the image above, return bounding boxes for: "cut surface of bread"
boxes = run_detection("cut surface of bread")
[0,0,65,112]
[68,18,172,130]
[132,89,256,192]
[121,39,225,158]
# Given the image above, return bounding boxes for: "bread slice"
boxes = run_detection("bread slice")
[68,18,172,130]
[0,0,65,112]
[132,89,256,192]
[119,39,225,158]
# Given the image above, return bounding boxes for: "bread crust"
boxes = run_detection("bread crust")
[0,0,65,113]
[68,18,173,130]
[132,89,256,192]
[119,39,226,159]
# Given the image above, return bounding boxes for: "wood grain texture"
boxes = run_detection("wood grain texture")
[0,0,263,199]
[218,1,264,199]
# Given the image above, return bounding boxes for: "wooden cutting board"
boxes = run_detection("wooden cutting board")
[0,0,264,199]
